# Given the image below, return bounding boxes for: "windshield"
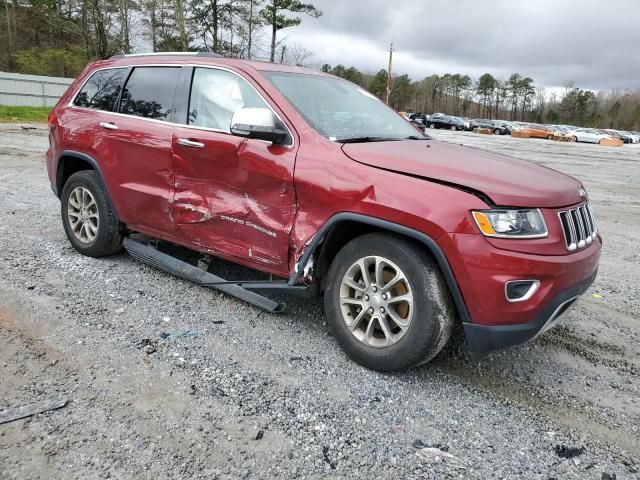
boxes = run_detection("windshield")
[263,72,424,142]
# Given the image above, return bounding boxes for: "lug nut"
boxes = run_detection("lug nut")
[363,294,369,301]
[372,286,378,292]
[382,293,388,300]
[367,307,374,314]
[380,307,386,314]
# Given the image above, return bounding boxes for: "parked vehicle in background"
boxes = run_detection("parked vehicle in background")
[521,124,555,140]
[548,125,570,136]
[603,129,633,144]
[470,119,509,135]
[409,112,430,125]
[45,53,602,371]
[621,131,640,143]
[426,113,466,131]
[566,128,615,144]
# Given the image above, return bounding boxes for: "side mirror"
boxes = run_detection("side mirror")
[230,107,288,145]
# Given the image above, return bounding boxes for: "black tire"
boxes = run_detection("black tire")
[60,170,123,257]
[324,233,455,371]
[450,125,457,131]
[494,128,501,135]
[429,123,436,129]
[547,134,554,140]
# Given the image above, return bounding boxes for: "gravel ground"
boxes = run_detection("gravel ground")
[0,124,639,479]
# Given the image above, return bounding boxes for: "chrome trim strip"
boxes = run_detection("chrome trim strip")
[505,279,540,303]
[66,63,296,149]
[537,296,579,337]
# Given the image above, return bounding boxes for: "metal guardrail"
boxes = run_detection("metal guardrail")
[0,72,73,107]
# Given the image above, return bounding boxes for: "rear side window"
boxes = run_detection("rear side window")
[119,67,180,120]
[73,68,125,110]
[187,68,268,131]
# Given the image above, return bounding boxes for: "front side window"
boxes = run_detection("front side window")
[188,68,268,131]
[119,67,180,120]
[73,68,125,111]
[264,72,421,141]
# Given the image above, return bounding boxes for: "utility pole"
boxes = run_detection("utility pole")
[385,43,394,105]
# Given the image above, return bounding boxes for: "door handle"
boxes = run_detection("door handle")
[177,138,205,149]
[99,122,118,130]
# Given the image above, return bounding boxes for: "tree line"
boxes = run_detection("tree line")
[322,64,640,130]
[2,0,639,130]
[1,0,322,76]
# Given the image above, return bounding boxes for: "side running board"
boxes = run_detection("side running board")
[123,238,286,313]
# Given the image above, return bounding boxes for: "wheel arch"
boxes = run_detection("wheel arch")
[56,150,119,218]
[291,213,471,324]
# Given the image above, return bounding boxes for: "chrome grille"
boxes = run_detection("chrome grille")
[558,202,597,251]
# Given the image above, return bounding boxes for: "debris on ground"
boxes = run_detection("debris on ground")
[602,473,616,480]
[138,338,157,354]
[190,384,197,395]
[114,307,126,315]
[412,439,448,451]
[255,430,264,440]
[0,396,69,424]
[322,446,336,469]
[555,444,585,458]
[161,328,198,341]
[592,293,604,299]
[415,447,466,469]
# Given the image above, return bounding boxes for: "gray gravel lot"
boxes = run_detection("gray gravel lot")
[0,124,639,479]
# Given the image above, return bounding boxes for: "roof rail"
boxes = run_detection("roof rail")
[109,51,223,59]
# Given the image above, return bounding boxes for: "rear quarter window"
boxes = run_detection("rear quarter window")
[119,67,181,120]
[73,68,126,110]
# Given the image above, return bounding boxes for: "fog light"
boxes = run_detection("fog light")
[505,280,540,302]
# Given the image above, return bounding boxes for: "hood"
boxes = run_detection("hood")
[341,140,583,208]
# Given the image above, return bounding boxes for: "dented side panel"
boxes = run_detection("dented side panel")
[171,126,297,274]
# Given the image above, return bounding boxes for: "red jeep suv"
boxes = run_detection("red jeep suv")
[46,53,601,371]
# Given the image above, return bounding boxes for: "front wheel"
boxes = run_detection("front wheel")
[494,129,501,135]
[450,125,457,131]
[429,123,436,129]
[61,171,123,257]
[324,233,455,371]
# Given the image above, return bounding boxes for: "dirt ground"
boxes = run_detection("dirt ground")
[0,124,639,479]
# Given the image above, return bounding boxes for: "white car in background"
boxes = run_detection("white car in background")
[566,128,614,144]
[621,131,640,143]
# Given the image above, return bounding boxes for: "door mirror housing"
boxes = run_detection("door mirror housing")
[230,108,288,145]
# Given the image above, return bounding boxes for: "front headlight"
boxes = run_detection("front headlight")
[472,209,548,238]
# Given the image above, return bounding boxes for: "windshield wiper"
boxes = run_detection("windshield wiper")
[404,135,431,140]
[338,136,403,143]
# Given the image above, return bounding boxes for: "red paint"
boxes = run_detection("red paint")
[46,55,601,330]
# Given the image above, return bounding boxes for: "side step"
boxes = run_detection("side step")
[123,238,286,313]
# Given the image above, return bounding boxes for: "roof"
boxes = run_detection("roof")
[99,52,330,77]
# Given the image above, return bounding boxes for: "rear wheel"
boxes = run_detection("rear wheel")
[61,171,123,257]
[450,125,457,131]
[429,123,436,129]
[572,136,578,142]
[324,233,454,371]
[494,128,501,135]
[547,134,554,140]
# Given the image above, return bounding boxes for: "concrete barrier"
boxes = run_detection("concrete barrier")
[553,135,575,142]
[599,138,624,147]
[510,131,531,139]
[473,128,493,135]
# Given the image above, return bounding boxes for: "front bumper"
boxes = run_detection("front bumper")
[437,232,601,354]
[462,269,596,354]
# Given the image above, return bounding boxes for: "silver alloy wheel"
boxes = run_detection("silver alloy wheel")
[339,255,414,348]
[67,186,99,244]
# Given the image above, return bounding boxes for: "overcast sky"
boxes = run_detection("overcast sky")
[281,0,640,91]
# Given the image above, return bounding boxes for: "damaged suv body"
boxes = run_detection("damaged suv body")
[46,53,601,370]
